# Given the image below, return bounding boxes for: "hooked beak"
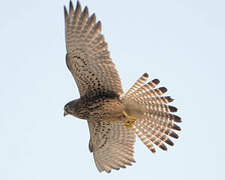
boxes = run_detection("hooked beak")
[64,111,68,117]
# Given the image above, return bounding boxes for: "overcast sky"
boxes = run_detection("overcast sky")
[0,0,224,179]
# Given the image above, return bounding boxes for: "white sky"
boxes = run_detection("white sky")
[0,0,224,179]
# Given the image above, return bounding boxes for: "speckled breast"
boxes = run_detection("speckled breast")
[84,96,125,122]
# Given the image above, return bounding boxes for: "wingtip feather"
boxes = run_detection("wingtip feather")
[170,131,179,139]
[160,143,168,151]
[152,79,160,85]
[172,124,181,131]
[174,115,182,122]
[165,138,174,146]
[168,105,177,112]
[75,0,81,12]
[96,21,102,31]
[91,13,96,20]
[64,6,68,19]
[69,0,74,15]
[159,87,167,93]
[166,96,174,103]
[83,6,89,16]
[143,73,149,78]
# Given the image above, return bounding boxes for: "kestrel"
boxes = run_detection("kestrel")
[63,1,181,173]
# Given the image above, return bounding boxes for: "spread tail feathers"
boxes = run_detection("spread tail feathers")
[121,73,181,153]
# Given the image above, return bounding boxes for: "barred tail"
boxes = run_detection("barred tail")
[121,73,181,153]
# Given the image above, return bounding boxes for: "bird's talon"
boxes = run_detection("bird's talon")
[122,111,136,127]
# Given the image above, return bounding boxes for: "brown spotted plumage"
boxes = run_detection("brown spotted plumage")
[63,1,181,173]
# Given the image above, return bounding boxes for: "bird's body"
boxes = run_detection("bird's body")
[63,1,182,173]
[66,95,125,121]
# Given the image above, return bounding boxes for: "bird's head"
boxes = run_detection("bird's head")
[63,99,84,118]
[64,103,72,117]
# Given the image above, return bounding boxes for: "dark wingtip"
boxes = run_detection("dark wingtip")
[166,138,174,146]
[160,144,168,151]
[96,20,102,31]
[174,115,182,122]
[172,124,181,131]
[152,79,160,85]
[130,159,136,165]
[83,6,89,15]
[69,0,73,6]
[76,0,81,11]
[169,105,177,112]
[114,167,120,170]
[106,169,111,173]
[69,0,74,13]
[166,96,174,103]
[143,73,149,78]
[149,148,156,153]
[159,87,167,93]
[90,13,96,21]
[170,131,179,139]
[64,6,68,18]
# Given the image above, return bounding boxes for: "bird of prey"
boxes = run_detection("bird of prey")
[63,1,181,173]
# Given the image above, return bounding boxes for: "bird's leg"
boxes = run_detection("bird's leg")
[122,111,136,127]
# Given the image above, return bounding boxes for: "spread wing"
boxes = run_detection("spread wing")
[64,1,123,98]
[87,120,136,173]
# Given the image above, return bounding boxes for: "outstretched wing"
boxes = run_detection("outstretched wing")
[64,1,123,98]
[87,120,136,173]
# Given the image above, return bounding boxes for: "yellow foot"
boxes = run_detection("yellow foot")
[122,111,136,127]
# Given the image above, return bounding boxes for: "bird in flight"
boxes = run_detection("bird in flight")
[63,1,181,173]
